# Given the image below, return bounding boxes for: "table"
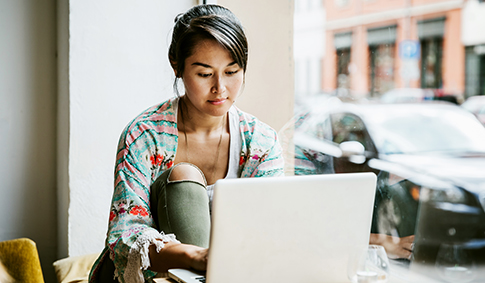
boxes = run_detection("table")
[152,262,484,283]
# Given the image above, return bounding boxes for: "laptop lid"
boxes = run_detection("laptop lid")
[206,172,377,283]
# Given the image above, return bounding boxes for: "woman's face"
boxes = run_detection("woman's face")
[181,38,244,118]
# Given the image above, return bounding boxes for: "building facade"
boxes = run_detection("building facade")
[322,0,466,99]
[462,0,485,98]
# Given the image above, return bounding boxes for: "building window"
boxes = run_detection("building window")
[418,18,445,90]
[420,38,443,89]
[337,48,351,89]
[465,46,485,97]
[369,44,395,96]
[334,32,353,91]
[367,25,397,97]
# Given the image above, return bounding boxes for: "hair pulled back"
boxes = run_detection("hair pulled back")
[169,4,248,94]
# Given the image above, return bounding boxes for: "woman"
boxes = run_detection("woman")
[89,4,284,283]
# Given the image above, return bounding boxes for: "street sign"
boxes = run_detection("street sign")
[399,40,420,60]
[400,60,420,81]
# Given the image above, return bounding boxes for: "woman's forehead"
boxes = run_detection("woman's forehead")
[185,39,236,67]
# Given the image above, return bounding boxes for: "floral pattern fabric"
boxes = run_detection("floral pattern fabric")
[89,97,284,283]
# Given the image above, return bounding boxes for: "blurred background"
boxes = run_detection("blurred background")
[291,0,485,281]
[294,0,485,104]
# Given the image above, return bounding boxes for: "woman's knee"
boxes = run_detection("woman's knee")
[169,163,206,185]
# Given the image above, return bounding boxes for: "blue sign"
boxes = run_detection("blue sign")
[399,40,420,60]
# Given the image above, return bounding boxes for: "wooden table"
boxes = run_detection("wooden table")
[153,274,176,283]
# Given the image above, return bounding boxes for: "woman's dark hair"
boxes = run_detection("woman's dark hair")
[169,4,248,95]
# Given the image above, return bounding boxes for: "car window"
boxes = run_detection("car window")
[330,113,373,151]
[365,107,485,154]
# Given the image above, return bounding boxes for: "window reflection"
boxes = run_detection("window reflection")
[291,0,485,280]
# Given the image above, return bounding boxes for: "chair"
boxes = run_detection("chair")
[53,253,99,283]
[0,238,45,283]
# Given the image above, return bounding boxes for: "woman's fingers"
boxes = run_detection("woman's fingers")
[189,247,209,271]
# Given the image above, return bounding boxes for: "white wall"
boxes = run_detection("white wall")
[0,0,57,282]
[219,0,294,132]
[61,0,194,257]
[462,0,485,46]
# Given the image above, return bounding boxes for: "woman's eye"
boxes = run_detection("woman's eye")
[198,73,211,78]
[226,70,239,75]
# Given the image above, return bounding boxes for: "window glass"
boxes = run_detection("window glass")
[289,0,485,281]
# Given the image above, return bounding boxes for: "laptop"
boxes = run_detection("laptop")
[169,172,377,283]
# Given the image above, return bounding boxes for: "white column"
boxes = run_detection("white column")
[58,0,194,257]
[218,0,295,132]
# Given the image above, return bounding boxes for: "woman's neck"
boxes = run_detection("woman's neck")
[178,96,227,135]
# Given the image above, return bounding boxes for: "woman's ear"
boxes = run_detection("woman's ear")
[169,59,180,78]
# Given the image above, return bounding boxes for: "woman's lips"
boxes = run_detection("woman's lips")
[209,98,227,105]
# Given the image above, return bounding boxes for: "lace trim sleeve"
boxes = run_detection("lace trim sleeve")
[122,230,180,283]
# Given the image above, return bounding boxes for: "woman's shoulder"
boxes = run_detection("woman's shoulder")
[126,97,177,128]
[120,97,178,143]
[233,106,278,138]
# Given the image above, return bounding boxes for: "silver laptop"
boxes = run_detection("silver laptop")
[169,172,377,283]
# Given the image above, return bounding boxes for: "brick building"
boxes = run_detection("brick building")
[322,0,466,99]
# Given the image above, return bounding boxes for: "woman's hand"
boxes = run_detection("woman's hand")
[149,241,209,272]
[187,245,209,271]
[369,233,414,259]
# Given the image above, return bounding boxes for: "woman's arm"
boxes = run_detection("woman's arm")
[101,101,182,282]
[369,233,414,259]
[148,242,208,272]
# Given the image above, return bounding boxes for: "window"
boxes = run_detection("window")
[293,0,485,280]
[336,48,351,88]
[420,38,443,89]
[369,44,395,96]
[418,18,445,90]
[334,32,352,95]
[367,26,397,97]
[465,46,485,97]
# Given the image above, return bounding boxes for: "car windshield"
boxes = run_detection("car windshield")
[362,105,485,155]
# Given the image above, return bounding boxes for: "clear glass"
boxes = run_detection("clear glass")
[348,245,390,283]
[292,0,485,281]
[435,243,477,283]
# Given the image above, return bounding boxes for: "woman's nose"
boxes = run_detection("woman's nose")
[211,75,226,94]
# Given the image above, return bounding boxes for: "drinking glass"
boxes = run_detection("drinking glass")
[348,245,390,283]
[435,243,476,283]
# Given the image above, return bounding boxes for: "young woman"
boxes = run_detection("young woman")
[89,4,284,283]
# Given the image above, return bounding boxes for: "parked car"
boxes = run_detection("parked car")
[380,88,460,104]
[462,95,485,126]
[285,101,485,266]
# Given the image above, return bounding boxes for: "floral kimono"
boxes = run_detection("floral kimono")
[89,97,284,283]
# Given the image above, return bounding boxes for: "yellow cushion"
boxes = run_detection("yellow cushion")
[0,238,44,283]
[0,260,14,283]
[53,253,100,283]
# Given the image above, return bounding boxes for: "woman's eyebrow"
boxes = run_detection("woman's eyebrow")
[192,62,212,68]
[191,61,238,68]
